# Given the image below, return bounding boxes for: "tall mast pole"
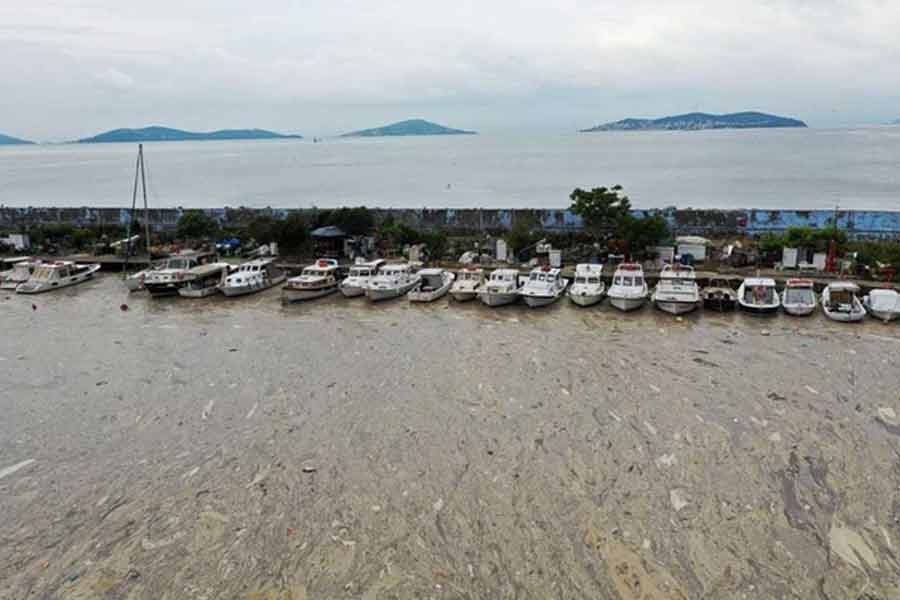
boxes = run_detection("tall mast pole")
[139,144,151,261]
[123,144,141,277]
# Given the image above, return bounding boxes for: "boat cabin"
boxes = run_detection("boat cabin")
[456,268,484,282]
[783,279,815,304]
[527,266,562,283]
[612,264,645,288]
[417,268,446,291]
[742,277,778,305]
[29,261,80,282]
[347,259,384,279]
[488,269,519,283]
[573,264,603,286]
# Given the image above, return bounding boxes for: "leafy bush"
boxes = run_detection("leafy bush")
[176,210,220,240]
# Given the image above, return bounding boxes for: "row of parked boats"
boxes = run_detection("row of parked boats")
[3,253,899,323]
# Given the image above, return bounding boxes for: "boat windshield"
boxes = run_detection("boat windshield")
[615,275,638,286]
[349,268,369,277]
[575,276,586,284]
[587,277,600,284]
[302,268,323,277]
[31,266,57,280]
[744,286,775,304]
[784,288,814,304]
[166,259,193,270]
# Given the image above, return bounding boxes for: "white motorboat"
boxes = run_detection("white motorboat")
[283,259,341,302]
[607,263,649,312]
[864,288,900,323]
[822,281,866,322]
[568,263,605,307]
[16,261,100,294]
[177,263,232,298]
[220,258,286,297]
[365,263,421,302]
[1,257,41,290]
[737,277,781,314]
[651,264,700,315]
[450,267,484,301]
[519,266,568,308]
[340,259,385,298]
[478,269,523,307]
[781,279,817,316]
[408,268,455,302]
[143,250,220,297]
[124,268,152,292]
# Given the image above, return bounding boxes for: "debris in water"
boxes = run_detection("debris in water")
[201,400,214,420]
[669,489,689,512]
[644,421,658,436]
[804,385,819,396]
[246,402,258,419]
[31,304,37,311]
[302,465,317,473]
[228,348,238,352]
[433,498,444,512]
[96,380,108,387]
[649,384,661,393]
[0,459,36,480]
[120,303,129,311]
[655,454,676,468]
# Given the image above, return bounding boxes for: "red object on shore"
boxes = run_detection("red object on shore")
[826,239,838,273]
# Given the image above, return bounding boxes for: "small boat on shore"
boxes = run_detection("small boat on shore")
[1,258,40,290]
[519,266,567,308]
[16,261,100,294]
[282,259,340,302]
[365,263,421,302]
[409,268,455,302]
[568,264,605,307]
[737,277,781,314]
[478,269,523,307]
[652,264,700,315]
[781,279,817,316]
[340,259,385,298]
[864,289,900,323]
[701,277,738,311]
[177,263,232,298]
[822,281,866,322]
[143,250,220,297]
[220,258,286,297]
[450,267,484,302]
[607,263,648,312]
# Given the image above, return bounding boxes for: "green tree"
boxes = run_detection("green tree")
[504,214,540,254]
[177,210,220,240]
[569,185,632,241]
[246,215,279,242]
[274,213,309,253]
[327,206,374,236]
[422,230,448,261]
[620,214,669,254]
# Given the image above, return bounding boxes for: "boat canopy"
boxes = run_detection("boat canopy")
[786,279,814,288]
[868,289,900,310]
[744,277,776,287]
[187,263,229,277]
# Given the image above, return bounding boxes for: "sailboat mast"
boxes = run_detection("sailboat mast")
[139,144,151,260]
[123,144,142,276]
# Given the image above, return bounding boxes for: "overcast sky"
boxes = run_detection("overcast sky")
[2,0,899,140]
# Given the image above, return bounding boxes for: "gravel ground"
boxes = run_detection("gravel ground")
[1,274,899,599]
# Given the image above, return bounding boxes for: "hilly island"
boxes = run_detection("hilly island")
[0,132,34,145]
[581,111,807,132]
[77,126,302,144]
[341,119,476,137]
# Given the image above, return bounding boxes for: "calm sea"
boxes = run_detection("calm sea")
[1,127,899,210]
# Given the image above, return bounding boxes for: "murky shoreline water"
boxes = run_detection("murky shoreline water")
[2,275,900,598]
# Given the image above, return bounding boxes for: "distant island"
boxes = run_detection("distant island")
[77,126,303,144]
[580,111,807,132]
[0,132,34,145]
[340,119,476,137]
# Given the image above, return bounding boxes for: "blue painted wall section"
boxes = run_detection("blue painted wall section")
[2,207,899,239]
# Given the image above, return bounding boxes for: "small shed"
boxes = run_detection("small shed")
[311,226,348,258]
[676,236,710,262]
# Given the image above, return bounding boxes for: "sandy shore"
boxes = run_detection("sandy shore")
[1,275,899,599]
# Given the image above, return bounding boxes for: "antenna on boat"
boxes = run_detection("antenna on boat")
[123,144,151,278]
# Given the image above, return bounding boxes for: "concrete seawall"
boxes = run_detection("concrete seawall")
[3,206,900,239]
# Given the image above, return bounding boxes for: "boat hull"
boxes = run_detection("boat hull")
[569,292,604,307]
[609,296,646,312]
[221,275,286,298]
[365,280,418,302]
[16,267,99,295]
[654,299,698,315]
[283,284,338,303]
[479,291,519,307]
[522,293,562,308]
[782,303,815,316]
[178,286,220,298]
[340,284,366,298]
[867,309,899,322]
[823,308,865,323]
[737,301,780,315]
[451,290,478,302]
